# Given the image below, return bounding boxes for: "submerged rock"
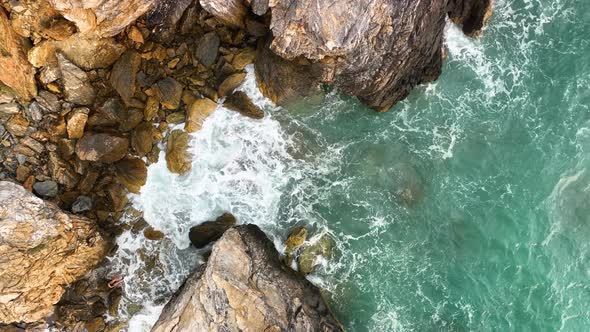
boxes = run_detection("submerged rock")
[153,224,343,332]
[165,129,191,174]
[285,226,308,265]
[223,91,264,119]
[0,181,108,323]
[298,234,334,275]
[188,213,237,248]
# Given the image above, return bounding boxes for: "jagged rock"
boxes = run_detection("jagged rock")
[57,53,96,106]
[0,8,37,100]
[71,195,92,213]
[6,115,30,136]
[32,180,59,198]
[188,213,237,248]
[223,91,264,119]
[298,234,333,275]
[218,72,246,97]
[157,77,183,110]
[185,98,217,133]
[36,91,61,113]
[193,32,220,67]
[145,0,193,40]
[0,102,20,115]
[87,97,124,128]
[114,157,147,193]
[131,122,159,156]
[48,151,80,189]
[110,51,141,104]
[199,0,247,27]
[0,181,108,323]
[75,133,129,163]
[47,0,157,38]
[66,107,89,139]
[165,130,191,174]
[152,224,343,332]
[284,226,307,264]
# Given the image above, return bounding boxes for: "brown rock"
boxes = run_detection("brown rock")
[114,157,147,194]
[185,98,218,133]
[0,181,109,323]
[218,72,246,98]
[131,122,159,156]
[110,50,141,104]
[157,78,183,110]
[48,152,80,189]
[144,95,160,121]
[6,115,29,136]
[223,91,264,119]
[56,34,126,70]
[20,137,45,153]
[128,25,145,43]
[199,0,247,27]
[57,138,76,158]
[16,165,31,182]
[143,227,165,241]
[119,108,144,132]
[0,8,37,101]
[75,133,129,163]
[66,107,89,139]
[232,48,256,70]
[165,130,191,174]
[188,213,236,248]
[193,32,220,67]
[57,53,96,105]
[9,0,72,39]
[107,183,128,212]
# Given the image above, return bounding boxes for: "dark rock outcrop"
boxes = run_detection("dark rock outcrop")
[153,224,343,332]
[188,213,237,248]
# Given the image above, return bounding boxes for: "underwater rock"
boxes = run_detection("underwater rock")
[0,181,108,323]
[284,226,308,265]
[153,224,343,332]
[298,234,333,275]
[188,213,236,248]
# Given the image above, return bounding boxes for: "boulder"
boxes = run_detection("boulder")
[0,181,109,323]
[199,0,247,27]
[0,7,37,101]
[157,77,184,110]
[188,213,237,248]
[131,121,160,156]
[185,97,218,133]
[193,32,220,67]
[75,133,129,163]
[165,129,191,174]
[9,0,75,40]
[298,234,333,275]
[66,107,89,139]
[152,224,343,332]
[284,226,308,265]
[32,180,59,198]
[114,157,147,194]
[48,151,80,189]
[218,72,246,97]
[110,50,141,104]
[223,91,264,119]
[57,53,96,106]
[71,195,92,213]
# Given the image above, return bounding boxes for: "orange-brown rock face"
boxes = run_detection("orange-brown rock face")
[0,8,37,101]
[0,181,109,323]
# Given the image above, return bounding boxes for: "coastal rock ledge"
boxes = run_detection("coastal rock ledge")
[0,181,109,323]
[152,224,343,332]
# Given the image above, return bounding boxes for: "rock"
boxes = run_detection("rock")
[114,157,147,194]
[36,91,61,113]
[16,165,31,182]
[9,0,74,40]
[157,78,183,110]
[193,32,220,67]
[71,195,92,213]
[57,138,76,158]
[87,97,124,128]
[57,53,96,106]
[66,107,89,139]
[232,48,256,70]
[110,50,141,104]
[165,130,191,174]
[188,213,237,248]
[27,102,44,122]
[165,111,185,124]
[48,151,80,189]
[75,133,129,163]
[213,0,494,110]
[5,115,29,136]
[284,226,307,264]
[20,137,45,153]
[131,122,159,156]
[143,227,165,241]
[118,108,144,132]
[218,72,246,97]
[0,181,108,323]
[0,7,37,100]
[143,95,160,121]
[56,34,126,70]
[128,26,144,43]
[33,180,59,198]
[47,0,157,38]
[223,91,264,119]
[145,0,192,40]
[185,98,217,133]
[298,234,333,275]
[0,102,20,115]
[152,224,343,332]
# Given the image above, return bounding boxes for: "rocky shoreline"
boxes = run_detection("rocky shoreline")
[0,0,492,330]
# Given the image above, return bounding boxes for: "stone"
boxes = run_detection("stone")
[110,50,141,104]
[165,130,191,174]
[57,53,96,106]
[56,34,126,70]
[0,8,37,100]
[66,107,89,139]
[119,108,144,132]
[188,213,236,248]
[16,165,31,182]
[0,181,108,323]
[6,115,29,136]
[185,98,217,133]
[152,225,343,332]
[27,102,44,122]
[223,91,264,119]
[114,158,147,194]
[144,96,160,121]
[47,0,157,38]
[20,137,45,153]
[128,26,145,43]
[199,0,247,28]
[193,32,220,67]
[9,0,72,39]
[157,78,183,110]
[0,102,20,115]
[36,91,61,113]
[57,138,76,158]
[284,226,307,264]
[131,122,159,156]
[75,133,129,163]
[298,234,333,275]
[87,97,124,128]
[232,48,256,70]
[71,195,92,213]
[143,227,165,241]
[165,111,185,124]
[218,72,246,97]
[48,152,80,189]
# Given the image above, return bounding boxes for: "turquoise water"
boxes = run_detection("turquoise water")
[117,0,590,330]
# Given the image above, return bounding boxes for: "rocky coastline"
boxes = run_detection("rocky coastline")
[0,0,492,330]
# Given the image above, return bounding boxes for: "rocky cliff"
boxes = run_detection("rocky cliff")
[0,181,109,323]
[152,224,343,332]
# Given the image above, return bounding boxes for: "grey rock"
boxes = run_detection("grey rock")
[27,102,44,122]
[57,53,96,106]
[152,224,343,332]
[16,154,26,165]
[33,180,59,198]
[36,91,61,113]
[0,102,20,115]
[193,32,220,67]
[71,195,92,213]
[0,124,5,136]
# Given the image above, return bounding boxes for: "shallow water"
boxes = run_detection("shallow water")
[110,0,590,330]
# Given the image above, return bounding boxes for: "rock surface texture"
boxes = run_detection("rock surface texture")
[152,224,343,332]
[201,0,493,110]
[0,181,108,323]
